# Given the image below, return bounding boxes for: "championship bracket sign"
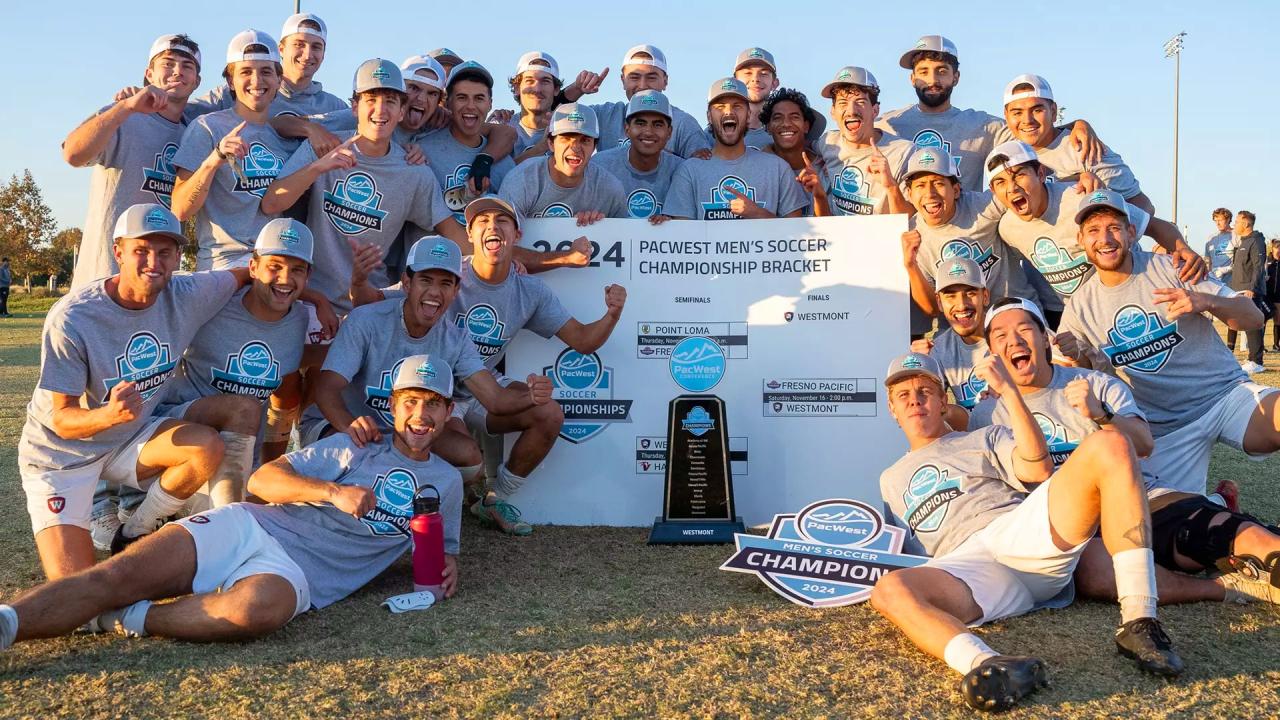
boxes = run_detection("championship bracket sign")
[503,216,910,526]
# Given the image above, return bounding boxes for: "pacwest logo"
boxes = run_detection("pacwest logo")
[1031,237,1091,296]
[681,405,715,437]
[543,349,632,443]
[535,202,573,218]
[903,464,961,533]
[105,331,177,400]
[234,142,284,196]
[210,340,281,399]
[701,175,763,220]
[939,238,998,277]
[142,143,179,207]
[1103,304,1185,373]
[362,468,418,537]
[831,164,874,215]
[627,189,659,218]
[454,303,507,358]
[323,171,388,235]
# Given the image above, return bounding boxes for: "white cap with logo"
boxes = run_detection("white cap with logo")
[391,354,454,398]
[821,66,879,99]
[515,51,560,81]
[354,58,406,95]
[401,55,446,91]
[281,13,327,42]
[983,140,1039,186]
[899,35,959,69]
[148,34,201,68]
[254,218,313,264]
[1003,74,1054,106]
[226,29,281,65]
[626,89,673,120]
[622,44,668,74]
[734,47,776,73]
[113,203,187,245]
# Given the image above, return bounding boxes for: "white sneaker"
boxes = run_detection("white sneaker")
[1240,361,1266,374]
[90,506,122,553]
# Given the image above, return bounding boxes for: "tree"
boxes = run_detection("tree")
[50,228,82,279]
[0,170,59,283]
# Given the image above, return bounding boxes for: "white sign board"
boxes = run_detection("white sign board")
[502,216,910,526]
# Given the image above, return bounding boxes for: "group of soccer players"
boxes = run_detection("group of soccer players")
[2,15,1278,713]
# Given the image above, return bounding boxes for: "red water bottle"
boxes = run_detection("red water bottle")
[410,485,445,599]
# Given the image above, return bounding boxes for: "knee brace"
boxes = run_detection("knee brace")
[1173,508,1248,569]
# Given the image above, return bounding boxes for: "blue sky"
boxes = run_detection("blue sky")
[2,0,1274,246]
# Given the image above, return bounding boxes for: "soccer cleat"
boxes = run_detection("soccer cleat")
[1115,618,1185,677]
[960,655,1048,712]
[470,492,533,536]
[108,526,146,555]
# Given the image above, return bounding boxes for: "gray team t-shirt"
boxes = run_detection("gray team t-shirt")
[969,365,1145,469]
[663,148,807,220]
[998,183,1151,300]
[166,287,308,406]
[71,106,187,289]
[18,272,239,470]
[314,297,487,430]
[592,101,712,159]
[877,104,1011,192]
[739,113,828,153]
[813,130,914,216]
[592,146,684,219]
[278,138,451,313]
[930,329,990,410]
[497,159,629,219]
[243,433,461,609]
[171,110,296,269]
[509,116,547,156]
[913,191,1035,301]
[1060,251,1246,436]
[450,263,571,371]
[1035,128,1141,200]
[190,80,348,119]
[411,128,516,224]
[879,426,1027,558]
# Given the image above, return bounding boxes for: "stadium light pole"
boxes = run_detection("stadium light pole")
[1164,32,1186,224]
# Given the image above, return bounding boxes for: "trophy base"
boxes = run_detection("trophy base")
[648,516,745,545]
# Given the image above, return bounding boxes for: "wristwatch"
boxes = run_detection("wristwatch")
[1091,406,1114,425]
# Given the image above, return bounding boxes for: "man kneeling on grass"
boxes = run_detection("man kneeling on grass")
[0,354,460,645]
[871,351,1182,713]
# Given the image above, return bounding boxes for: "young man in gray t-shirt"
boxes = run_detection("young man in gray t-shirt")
[63,34,203,290]
[0,354,463,648]
[593,90,684,221]
[660,78,806,221]
[871,349,1181,712]
[1055,191,1280,496]
[18,204,249,579]
[912,257,991,420]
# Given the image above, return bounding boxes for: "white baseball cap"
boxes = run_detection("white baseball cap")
[548,103,600,138]
[884,351,945,388]
[821,66,879,99]
[622,44,668,74]
[405,236,463,277]
[1074,189,1131,225]
[707,77,750,105]
[902,145,958,183]
[113,203,187,245]
[1003,74,1054,106]
[515,51,560,81]
[899,35,958,69]
[401,55,446,91]
[226,29,280,65]
[280,13,327,42]
[391,354,454,398]
[984,297,1049,333]
[148,34,201,69]
[254,218,313,264]
[734,47,776,73]
[983,140,1039,186]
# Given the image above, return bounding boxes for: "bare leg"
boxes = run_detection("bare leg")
[135,420,225,498]
[143,574,298,641]
[486,399,564,477]
[1046,430,1149,553]
[870,567,984,662]
[11,525,195,641]
[433,419,484,467]
[33,526,97,580]
[1243,392,1280,455]
[1074,539,1225,604]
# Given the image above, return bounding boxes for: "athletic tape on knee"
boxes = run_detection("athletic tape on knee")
[265,404,301,444]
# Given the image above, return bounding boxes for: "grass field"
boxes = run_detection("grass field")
[1,294,1278,718]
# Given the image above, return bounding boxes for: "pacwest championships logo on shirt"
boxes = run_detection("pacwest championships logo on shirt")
[702,175,763,220]
[1102,303,1185,373]
[234,142,285,197]
[210,340,282,399]
[627,188,659,218]
[105,331,177,400]
[141,143,179,208]
[903,463,961,533]
[363,467,419,537]
[831,164,874,215]
[912,129,958,177]
[1034,412,1079,468]
[323,171,388,235]
[939,238,998,276]
[365,358,406,426]
[1030,237,1092,296]
[454,303,507,358]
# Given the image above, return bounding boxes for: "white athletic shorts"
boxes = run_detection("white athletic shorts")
[1141,381,1278,495]
[21,416,169,533]
[926,477,1087,626]
[174,504,311,618]
[449,373,514,434]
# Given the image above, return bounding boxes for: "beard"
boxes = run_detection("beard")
[915,83,953,109]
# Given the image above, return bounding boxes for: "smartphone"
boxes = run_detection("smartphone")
[469,153,494,192]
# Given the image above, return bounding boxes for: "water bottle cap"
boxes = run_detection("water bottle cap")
[414,484,440,514]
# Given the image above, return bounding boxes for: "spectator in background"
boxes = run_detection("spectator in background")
[0,257,11,317]
[1206,208,1240,350]
[1231,210,1267,373]
[1266,239,1280,352]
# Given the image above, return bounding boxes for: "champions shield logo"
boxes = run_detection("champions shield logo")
[953,364,987,410]
[912,129,958,176]
[362,468,419,536]
[702,175,762,220]
[681,405,715,437]
[543,349,632,443]
[454,303,507,358]
[903,464,961,533]
[939,238,998,277]
[831,164,874,215]
[627,189,659,218]
[234,142,285,196]
[323,171,388,235]
[720,499,925,608]
[443,164,473,221]
[210,340,281,399]
[105,331,177,400]
[1103,304,1185,373]
[669,336,726,392]
[141,142,179,207]
[1034,412,1078,468]
[365,358,406,426]
[1031,237,1092,296]
[535,202,573,218]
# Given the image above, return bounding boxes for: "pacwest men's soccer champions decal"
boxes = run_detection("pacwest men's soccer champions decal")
[1102,304,1185,373]
[721,499,925,607]
[142,143,178,208]
[939,237,998,276]
[323,172,388,235]
[363,467,419,536]
[831,165,874,215]
[210,341,282,398]
[105,331,178,399]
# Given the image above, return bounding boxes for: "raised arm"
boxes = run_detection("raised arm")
[974,355,1053,486]
[554,285,626,354]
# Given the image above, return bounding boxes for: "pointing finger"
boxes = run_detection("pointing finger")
[227,120,248,138]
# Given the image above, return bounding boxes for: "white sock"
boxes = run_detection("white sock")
[122,482,186,539]
[119,600,151,638]
[209,431,254,507]
[0,604,17,650]
[943,633,997,675]
[459,464,484,490]
[1113,547,1158,623]
[493,464,528,497]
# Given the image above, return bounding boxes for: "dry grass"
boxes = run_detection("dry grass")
[0,302,1278,718]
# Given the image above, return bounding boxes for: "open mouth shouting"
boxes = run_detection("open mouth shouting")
[1008,192,1030,215]
[1007,347,1033,374]
[405,419,436,439]
[562,150,585,171]
[949,306,977,331]
[920,198,945,221]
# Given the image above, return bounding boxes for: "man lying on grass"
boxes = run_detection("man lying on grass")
[871,350,1182,713]
[0,354,460,645]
